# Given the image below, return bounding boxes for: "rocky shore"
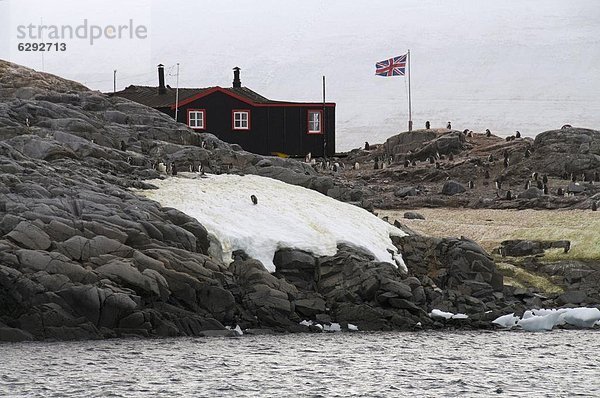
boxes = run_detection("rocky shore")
[0,60,598,342]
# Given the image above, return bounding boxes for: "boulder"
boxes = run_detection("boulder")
[518,188,543,199]
[394,187,418,198]
[7,221,51,250]
[441,180,466,196]
[403,211,425,220]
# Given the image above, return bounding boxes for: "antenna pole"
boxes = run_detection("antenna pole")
[113,70,117,93]
[322,75,327,158]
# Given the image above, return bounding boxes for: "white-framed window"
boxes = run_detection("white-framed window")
[233,110,250,130]
[188,109,205,129]
[308,110,322,134]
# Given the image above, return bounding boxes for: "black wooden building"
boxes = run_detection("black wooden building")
[113,65,335,157]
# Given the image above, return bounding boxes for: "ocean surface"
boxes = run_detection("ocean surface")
[1,330,599,397]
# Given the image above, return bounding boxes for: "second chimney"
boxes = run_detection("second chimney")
[232,67,241,88]
[158,64,166,94]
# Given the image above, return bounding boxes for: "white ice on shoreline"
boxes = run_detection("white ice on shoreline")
[429,309,468,320]
[493,307,600,332]
[140,173,407,273]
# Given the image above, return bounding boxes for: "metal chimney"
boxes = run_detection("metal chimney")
[233,67,241,88]
[158,64,166,94]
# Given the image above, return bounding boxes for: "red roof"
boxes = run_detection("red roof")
[111,85,335,109]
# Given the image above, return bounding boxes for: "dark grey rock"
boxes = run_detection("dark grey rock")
[442,180,466,196]
[403,211,425,220]
[558,290,588,305]
[394,187,418,198]
[518,188,543,199]
[7,221,51,250]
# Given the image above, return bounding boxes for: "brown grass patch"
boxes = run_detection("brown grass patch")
[380,208,600,261]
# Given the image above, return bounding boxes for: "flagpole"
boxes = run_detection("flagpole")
[174,63,180,122]
[407,49,412,131]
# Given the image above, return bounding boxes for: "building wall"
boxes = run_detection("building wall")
[165,91,335,157]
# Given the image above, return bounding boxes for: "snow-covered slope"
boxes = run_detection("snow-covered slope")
[141,174,407,272]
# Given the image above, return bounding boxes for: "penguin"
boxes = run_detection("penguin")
[447,121,452,129]
[524,148,531,158]
[250,195,258,205]
[593,202,598,211]
[425,121,431,130]
[571,173,577,182]
[435,162,441,169]
[463,129,469,134]
[157,162,167,173]
[484,170,490,179]
[171,163,178,176]
[199,164,205,176]
[467,131,473,137]
[488,154,495,162]
[201,140,207,149]
[364,142,370,150]
[495,180,502,190]
[562,172,569,180]
[120,140,127,152]
[333,163,339,172]
[404,159,410,168]
[411,160,417,167]
[515,131,521,138]
[506,190,513,200]
[485,129,491,137]
[542,174,548,184]
[503,157,509,168]
[25,117,30,127]
[353,162,360,170]
[524,180,530,190]
[429,156,435,165]
[543,184,548,195]
[374,160,379,170]
[305,152,312,163]
[468,180,474,189]
[536,180,543,190]
[448,153,454,161]
[532,172,539,181]
[557,187,564,196]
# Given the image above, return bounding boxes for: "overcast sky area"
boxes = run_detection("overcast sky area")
[1,0,599,150]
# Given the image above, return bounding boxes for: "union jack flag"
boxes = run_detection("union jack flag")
[375,54,407,77]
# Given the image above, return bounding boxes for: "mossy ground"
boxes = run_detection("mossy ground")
[380,208,600,293]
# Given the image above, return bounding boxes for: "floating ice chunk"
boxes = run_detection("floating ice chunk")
[452,313,469,319]
[234,325,243,336]
[562,308,600,328]
[323,323,341,332]
[348,323,359,331]
[517,310,567,332]
[299,320,312,327]
[492,313,520,328]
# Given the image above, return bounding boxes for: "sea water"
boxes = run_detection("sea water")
[1,330,599,397]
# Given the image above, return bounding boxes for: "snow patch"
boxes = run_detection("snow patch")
[140,174,407,272]
[429,309,468,320]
